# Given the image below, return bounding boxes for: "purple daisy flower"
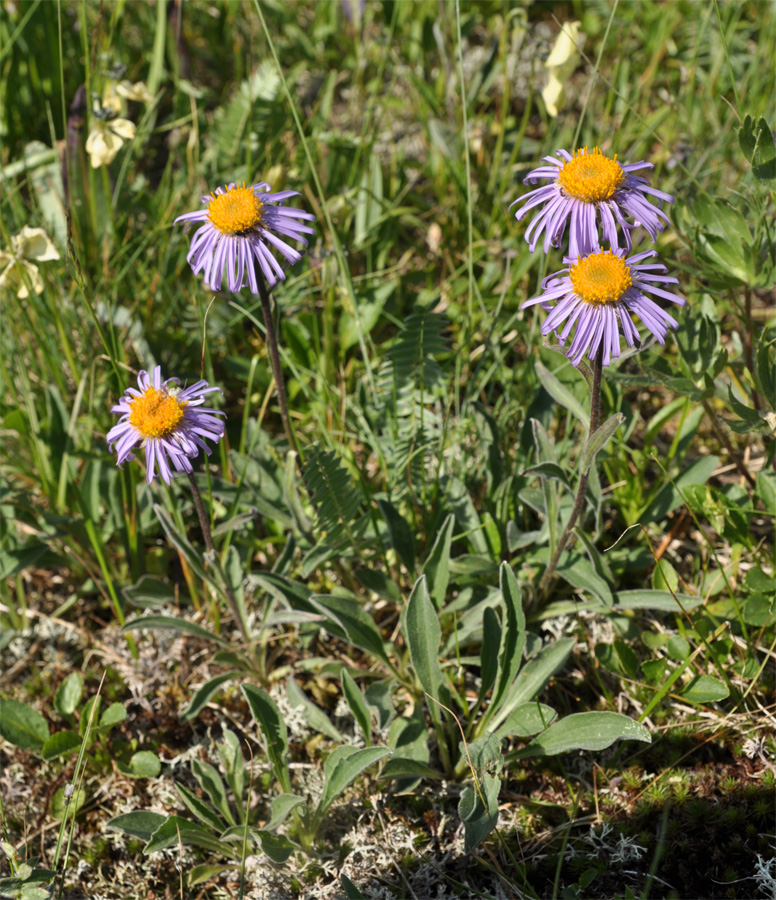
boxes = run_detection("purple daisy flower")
[107,366,226,484]
[521,248,685,367]
[509,147,674,258]
[174,182,315,292]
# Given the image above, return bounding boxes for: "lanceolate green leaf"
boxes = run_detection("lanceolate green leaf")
[403,575,443,702]
[515,711,651,758]
[535,361,589,429]
[489,562,526,718]
[316,746,391,820]
[579,412,624,474]
[422,513,455,609]
[121,616,231,649]
[491,638,574,730]
[241,684,291,792]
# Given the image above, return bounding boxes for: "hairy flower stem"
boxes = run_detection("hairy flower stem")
[187,471,249,644]
[538,349,604,597]
[256,275,301,461]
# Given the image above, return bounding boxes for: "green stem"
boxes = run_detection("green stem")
[538,349,604,597]
[256,277,301,462]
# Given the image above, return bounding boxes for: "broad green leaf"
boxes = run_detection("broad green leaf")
[144,816,234,856]
[241,684,291,792]
[97,702,127,733]
[175,783,225,832]
[495,703,557,739]
[666,636,691,661]
[121,616,231,649]
[108,811,167,842]
[0,700,49,749]
[125,751,161,778]
[53,673,83,717]
[535,361,589,429]
[641,658,667,684]
[41,730,82,760]
[181,672,238,722]
[422,513,455,609]
[680,674,729,704]
[256,830,297,863]
[516,712,651,758]
[341,668,372,746]
[403,575,443,702]
[316,746,391,819]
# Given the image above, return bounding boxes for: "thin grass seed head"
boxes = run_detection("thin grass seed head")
[107,366,225,484]
[510,147,674,258]
[174,181,315,293]
[521,247,685,367]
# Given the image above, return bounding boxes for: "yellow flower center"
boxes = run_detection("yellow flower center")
[557,148,625,202]
[207,185,264,235]
[570,250,633,304]
[128,386,186,438]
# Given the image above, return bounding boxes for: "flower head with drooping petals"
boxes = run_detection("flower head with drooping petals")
[0,226,60,298]
[509,147,674,258]
[174,182,315,292]
[107,366,225,484]
[521,247,685,367]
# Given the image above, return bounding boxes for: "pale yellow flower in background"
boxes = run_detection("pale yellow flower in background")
[85,116,136,168]
[542,21,585,118]
[0,226,60,298]
[116,80,153,103]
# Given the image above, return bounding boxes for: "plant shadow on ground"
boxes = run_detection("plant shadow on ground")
[334,731,776,900]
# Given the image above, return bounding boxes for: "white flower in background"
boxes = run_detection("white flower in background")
[85,114,136,168]
[542,21,585,118]
[0,226,60,298]
[102,80,152,115]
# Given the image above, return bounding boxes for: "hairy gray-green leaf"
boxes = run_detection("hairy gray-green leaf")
[516,711,651,758]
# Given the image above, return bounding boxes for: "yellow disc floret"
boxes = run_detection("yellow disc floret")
[128,387,186,438]
[570,250,632,304]
[557,148,625,202]
[207,184,264,234]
